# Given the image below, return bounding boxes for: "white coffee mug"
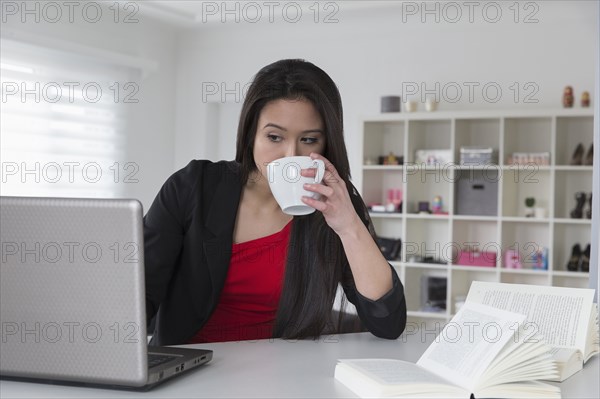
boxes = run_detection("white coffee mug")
[267,156,326,215]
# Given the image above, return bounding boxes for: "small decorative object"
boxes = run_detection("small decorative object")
[508,152,550,166]
[364,157,376,165]
[425,98,439,112]
[418,201,431,214]
[431,195,443,213]
[404,100,417,112]
[534,207,546,219]
[460,146,495,165]
[382,152,400,165]
[415,149,453,166]
[531,247,549,270]
[524,197,535,217]
[386,189,402,212]
[456,245,496,267]
[581,91,590,107]
[563,86,574,108]
[381,96,401,113]
[370,204,386,213]
[505,249,522,269]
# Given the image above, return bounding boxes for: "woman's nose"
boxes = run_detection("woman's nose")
[284,144,300,158]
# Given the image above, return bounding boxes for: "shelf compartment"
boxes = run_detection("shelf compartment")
[503,117,552,165]
[406,119,451,163]
[551,274,591,289]
[554,170,593,219]
[555,116,594,166]
[405,219,451,265]
[451,219,500,267]
[450,269,498,313]
[370,217,403,244]
[404,267,448,314]
[363,121,405,166]
[454,118,500,164]
[501,168,551,218]
[501,221,550,271]
[362,169,404,209]
[552,223,592,272]
[405,167,452,215]
[454,168,499,216]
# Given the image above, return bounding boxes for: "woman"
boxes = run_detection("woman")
[144,59,406,346]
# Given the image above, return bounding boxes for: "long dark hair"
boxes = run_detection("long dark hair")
[235,59,369,338]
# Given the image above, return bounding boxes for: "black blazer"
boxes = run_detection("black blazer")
[144,160,406,346]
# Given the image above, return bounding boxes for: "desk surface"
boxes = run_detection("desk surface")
[1,332,598,398]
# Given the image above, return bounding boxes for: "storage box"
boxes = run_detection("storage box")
[455,169,499,216]
[460,146,495,165]
[415,149,452,166]
[456,250,497,267]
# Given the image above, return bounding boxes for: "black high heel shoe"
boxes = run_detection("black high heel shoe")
[587,193,592,219]
[570,192,586,218]
[581,244,590,272]
[584,143,593,166]
[570,143,585,165]
[567,244,582,271]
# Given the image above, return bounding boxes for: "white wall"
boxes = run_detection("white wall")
[174,1,598,191]
[2,4,180,210]
[2,1,597,211]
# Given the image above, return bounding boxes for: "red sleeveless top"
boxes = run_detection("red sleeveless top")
[188,220,292,343]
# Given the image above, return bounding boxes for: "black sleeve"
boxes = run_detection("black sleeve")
[341,183,407,339]
[143,161,202,321]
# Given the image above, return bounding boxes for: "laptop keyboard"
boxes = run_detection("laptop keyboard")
[148,353,177,368]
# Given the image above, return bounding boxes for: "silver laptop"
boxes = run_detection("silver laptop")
[0,196,212,390]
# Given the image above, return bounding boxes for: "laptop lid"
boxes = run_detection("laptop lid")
[0,196,148,386]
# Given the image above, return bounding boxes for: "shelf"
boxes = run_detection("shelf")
[554,166,594,171]
[404,262,448,270]
[552,271,590,278]
[554,218,592,225]
[363,165,403,171]
[405,213,450,220]
[451,265,497,272]
[453,215,498,222]
[368,212,403,219]
[500,269,549,275]
[360,108,594,315]
[501,217,550,223]
[361,108,594,123]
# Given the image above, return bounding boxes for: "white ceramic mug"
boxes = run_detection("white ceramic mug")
[267,156,326,215]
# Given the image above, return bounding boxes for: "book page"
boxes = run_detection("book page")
[466,281,595,354]
[335,359,467,398]
[417,302,526,393]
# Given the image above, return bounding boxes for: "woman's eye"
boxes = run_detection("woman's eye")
[267,134,282,142]
[302,137,318,144]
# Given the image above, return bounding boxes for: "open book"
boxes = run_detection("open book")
[335,302,560,398]
[466,281,599,381]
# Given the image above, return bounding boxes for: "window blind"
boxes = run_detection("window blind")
[1,38,137,198]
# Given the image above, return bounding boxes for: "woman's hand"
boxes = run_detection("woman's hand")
[300,153,362,237]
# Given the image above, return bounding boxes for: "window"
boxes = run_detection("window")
[1,37,139,198]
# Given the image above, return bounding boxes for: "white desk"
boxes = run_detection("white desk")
[1,332,598,398]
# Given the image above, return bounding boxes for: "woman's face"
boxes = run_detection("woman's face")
[252,98,326,182]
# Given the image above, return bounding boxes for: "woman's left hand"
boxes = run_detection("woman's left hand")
[300,153,362,236]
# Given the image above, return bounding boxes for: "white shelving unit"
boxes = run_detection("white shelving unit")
[359,108,594,321]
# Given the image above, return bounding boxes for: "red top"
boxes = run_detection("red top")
[188,220,292,343]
